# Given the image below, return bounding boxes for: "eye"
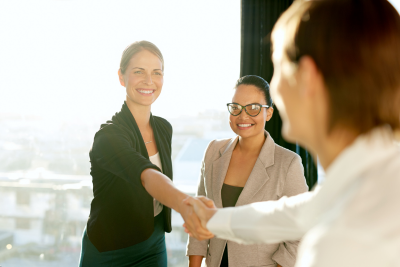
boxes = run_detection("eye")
[154,72,163,76]
[134,70,143,74]
[250,105,260,110]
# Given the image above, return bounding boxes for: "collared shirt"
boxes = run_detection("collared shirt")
[207,127,400,267]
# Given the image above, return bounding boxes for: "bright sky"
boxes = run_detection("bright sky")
[0,0,240,121]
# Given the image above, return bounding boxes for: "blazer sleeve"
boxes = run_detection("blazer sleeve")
[272,155,309,267]
[186,140,215,257]
[91,127,161,188]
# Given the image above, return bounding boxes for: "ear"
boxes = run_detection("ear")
[266,106,274,122]
[118,69,125,87]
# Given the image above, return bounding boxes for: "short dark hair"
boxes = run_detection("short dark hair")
[272,0,400,133]
[235,75,273,106]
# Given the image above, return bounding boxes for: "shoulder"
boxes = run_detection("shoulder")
[203,137,235,162]
[271,143,308,195]
[209,137,233,150]
[274,143,301,165]
[95,121,131,138]
[153,115,173,134]
[92,121,136,152]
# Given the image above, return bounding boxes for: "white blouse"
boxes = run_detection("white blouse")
[207,127,400,267]
[149,152,164,217]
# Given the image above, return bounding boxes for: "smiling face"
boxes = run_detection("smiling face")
[270,38,329,147]
[118,49,164,107]
[229,84,274,139]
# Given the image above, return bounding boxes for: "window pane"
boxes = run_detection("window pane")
[0,0,239,266]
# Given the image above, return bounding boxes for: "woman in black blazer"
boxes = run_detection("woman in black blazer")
[79,41,212,267]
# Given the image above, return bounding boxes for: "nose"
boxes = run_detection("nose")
[143,73,153,85]
[238,108,250,119]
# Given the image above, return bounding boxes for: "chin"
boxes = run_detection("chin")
[127,96,155,107]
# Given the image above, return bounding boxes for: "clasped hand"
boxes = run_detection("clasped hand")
[180,196,218,241]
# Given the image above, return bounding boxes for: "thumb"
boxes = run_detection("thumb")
[197,196,216,209]
[187,197,207,218]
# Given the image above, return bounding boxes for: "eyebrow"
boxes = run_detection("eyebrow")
[232,102,263,106]
[132,67,163,71]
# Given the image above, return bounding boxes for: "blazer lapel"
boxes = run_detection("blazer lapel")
[236,131,276,206]
[211,136,238,208]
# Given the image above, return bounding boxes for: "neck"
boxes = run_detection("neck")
[125,98,151,129]
[312,127,359,171]
[236,131,266,155]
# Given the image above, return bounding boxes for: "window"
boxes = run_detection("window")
[0,0,239,266]
[16,191,30,206]
[15,218,30,230]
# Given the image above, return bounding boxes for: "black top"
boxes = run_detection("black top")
[87,102,173,252]
[221,183,244,267]
[221,183,244,208]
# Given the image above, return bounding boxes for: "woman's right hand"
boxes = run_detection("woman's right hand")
[184,196,218,230]
[179,197,214,241]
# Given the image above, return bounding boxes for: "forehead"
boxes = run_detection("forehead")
[271,28,286,63]
[232,84,266,105]
[128,50,163,69]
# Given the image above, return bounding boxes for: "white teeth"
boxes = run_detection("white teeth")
[238,124,252,127]
[138,90,153,94]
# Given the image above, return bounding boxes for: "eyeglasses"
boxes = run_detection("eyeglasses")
[227,103,270,117]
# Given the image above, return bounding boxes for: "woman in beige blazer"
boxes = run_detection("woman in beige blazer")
[186,75,308,267]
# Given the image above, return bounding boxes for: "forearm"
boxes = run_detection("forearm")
[189,255,204,267]
[207,193,314,244]
[141,168,188,213]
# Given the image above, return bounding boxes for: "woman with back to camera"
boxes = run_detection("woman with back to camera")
[78,41,212,267]
[185,0,400,266]
[186,75,308,267]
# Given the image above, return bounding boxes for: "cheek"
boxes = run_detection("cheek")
[273,76,289,112]
[229,115,237,130]
[126,75,141,87]
[157,78,164,90]
[229,115,235,125]
[255,113,266,129]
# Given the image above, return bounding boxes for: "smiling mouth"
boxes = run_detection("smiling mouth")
[237,123,254,129]
[136,89,155,96]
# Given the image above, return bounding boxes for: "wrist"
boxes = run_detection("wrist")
[175,194,190,214]
[206,208,217,223]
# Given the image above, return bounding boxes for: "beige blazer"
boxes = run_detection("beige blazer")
[186,131,309,267]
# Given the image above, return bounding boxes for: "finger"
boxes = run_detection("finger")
[185,208,211,240]
[181,200,215,240]
[197,196,216,208]
[187,196,208,211]
[182,196,191,204]
[188,211,214,239]
[181,203,204,240]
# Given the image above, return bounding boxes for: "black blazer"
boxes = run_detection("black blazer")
[87,102,173,252]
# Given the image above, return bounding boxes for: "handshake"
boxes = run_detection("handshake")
[178,196,219,241]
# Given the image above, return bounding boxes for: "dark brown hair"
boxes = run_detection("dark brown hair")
[272,0,400,133]
[235,75,273,106]
[120,41,164,74]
